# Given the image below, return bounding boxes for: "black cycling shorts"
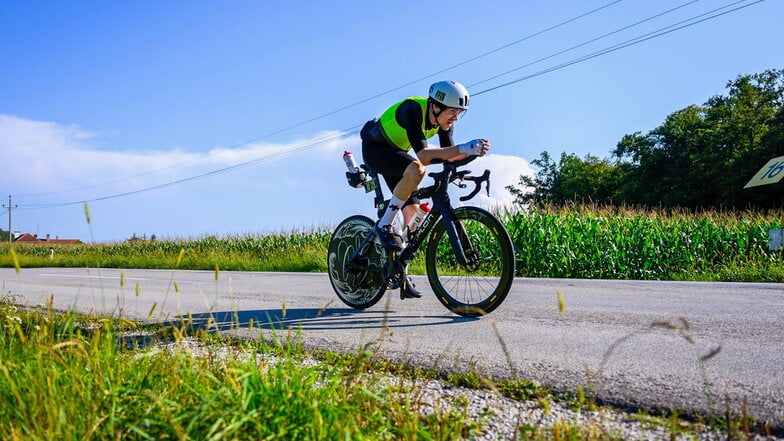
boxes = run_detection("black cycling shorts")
[361,124,420,207]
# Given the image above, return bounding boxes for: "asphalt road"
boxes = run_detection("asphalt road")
[2,267,783,428]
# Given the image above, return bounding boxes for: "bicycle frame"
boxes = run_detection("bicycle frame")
[401,166,471,267]
[347,161,488,277]
[331,155,513,316]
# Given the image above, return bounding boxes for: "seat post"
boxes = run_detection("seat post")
[364,167,388,220]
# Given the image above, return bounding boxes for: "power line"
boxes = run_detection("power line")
[13,0,623,199]
[468,0,705,90]
[473,0,764,96]
[18,128,360,209]
[13,0,767,209]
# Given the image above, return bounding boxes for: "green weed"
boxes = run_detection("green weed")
[0,299,482,440]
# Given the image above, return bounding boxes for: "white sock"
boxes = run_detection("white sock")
[379,195,406,229]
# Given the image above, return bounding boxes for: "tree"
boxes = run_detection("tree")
[509,69,784,210]
[508,151,624,206]
[611,69,784,209]
[506,151,557,205]
[704,70,784,206]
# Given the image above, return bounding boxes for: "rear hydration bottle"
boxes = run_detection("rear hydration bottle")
[342,150,367,188]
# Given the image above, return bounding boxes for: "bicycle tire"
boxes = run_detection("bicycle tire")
[425,207,515,317]
[327,215,387,309]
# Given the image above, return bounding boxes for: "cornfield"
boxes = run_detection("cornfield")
[2,206,783,281]
[0,231,332,273]
[504,205,784,281]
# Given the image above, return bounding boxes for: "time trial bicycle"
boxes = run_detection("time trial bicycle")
[327,155,515,317]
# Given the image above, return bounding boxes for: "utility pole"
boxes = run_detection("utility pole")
[3,195,16,243]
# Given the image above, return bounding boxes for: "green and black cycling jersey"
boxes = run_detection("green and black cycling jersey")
[361,97,454,152]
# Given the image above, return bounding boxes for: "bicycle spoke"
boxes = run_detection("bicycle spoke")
[426,207,515,317]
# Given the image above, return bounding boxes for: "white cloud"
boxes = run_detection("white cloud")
[0,114,355,195]
[0,114,196,192]
[0,114,532,241]
[429,154,533,214]
[205,130,353,165]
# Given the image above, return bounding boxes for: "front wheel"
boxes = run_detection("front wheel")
[327,215,387,309]
[425,207,515,317]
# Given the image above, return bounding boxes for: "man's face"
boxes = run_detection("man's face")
[435,107,465,130]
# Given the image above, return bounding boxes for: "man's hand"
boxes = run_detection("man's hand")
[458,139,490,157]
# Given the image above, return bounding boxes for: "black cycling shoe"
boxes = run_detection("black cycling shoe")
[375,223,404,251]
[400,277,422,299]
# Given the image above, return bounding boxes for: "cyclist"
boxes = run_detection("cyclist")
[360,80,490,298]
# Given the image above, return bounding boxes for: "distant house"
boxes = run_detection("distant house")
[14,233,82,245]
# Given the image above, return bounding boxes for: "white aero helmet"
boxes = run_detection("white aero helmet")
[428,80,470,110]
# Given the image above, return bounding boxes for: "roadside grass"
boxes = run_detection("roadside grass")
[0,298,485,440]
[676,260,784,282]
[0,296,661,441]
[1,295,772,440]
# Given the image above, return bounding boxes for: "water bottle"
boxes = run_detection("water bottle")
[405,202,430,237]
[343,150,367,188]
[393,213,406,248]
[343,150,360,173]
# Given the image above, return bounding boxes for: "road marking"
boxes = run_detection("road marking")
[38,273,148,281]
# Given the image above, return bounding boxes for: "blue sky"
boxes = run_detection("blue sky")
[1,0,781,242]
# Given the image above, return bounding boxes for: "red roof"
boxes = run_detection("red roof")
[14,233,39,242]
[14,233,82,245]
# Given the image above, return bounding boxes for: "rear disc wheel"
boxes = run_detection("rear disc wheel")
[327,215,387,309]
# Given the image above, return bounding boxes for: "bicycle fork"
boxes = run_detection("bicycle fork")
[440,210,481,270]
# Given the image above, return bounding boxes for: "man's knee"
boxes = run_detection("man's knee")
[405,161,426,181]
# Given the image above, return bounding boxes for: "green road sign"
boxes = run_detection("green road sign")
[744,155,784,188]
